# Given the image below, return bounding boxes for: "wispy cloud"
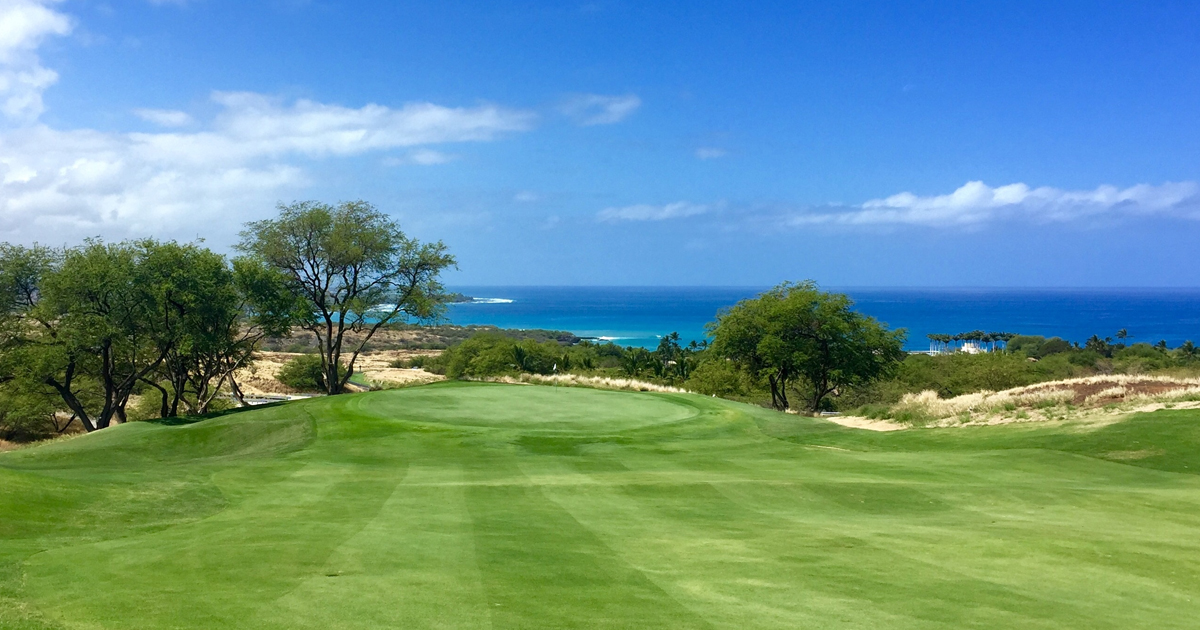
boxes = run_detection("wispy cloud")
[598,201,709,222]
[695,147,726,160]
[382,149,456,166]
[786,181,1200,227]
[0,0,72,121]
[133,91,536,163]
[0,0,541,244]
[408,148,455,165]
[133,108,194,127]
[560,93,641,126]
[0,91,536,241]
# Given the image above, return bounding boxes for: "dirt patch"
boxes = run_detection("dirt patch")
[0,439,20,452]
[234,350,444,397]
[1022,378,1193,406]
[352,350,444,388]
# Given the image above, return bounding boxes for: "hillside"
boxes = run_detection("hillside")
[3,383,1200,629]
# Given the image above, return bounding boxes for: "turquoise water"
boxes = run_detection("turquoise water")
[445,286,1200,351]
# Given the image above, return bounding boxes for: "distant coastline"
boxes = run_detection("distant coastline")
[445,292,513,305]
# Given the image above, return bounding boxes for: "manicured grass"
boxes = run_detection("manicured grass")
[3,381,1200,629]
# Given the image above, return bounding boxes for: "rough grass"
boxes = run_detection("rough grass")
[4,382,1200,628]
[865,374,1200,427]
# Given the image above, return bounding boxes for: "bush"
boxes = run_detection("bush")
[685,359,753,398]
[1007,335,1046,355]
[276,355,344,392]
[1035,337,1072,358]
[437,334,572,378]
[1113,343,1173,374]
[0,389,59,441]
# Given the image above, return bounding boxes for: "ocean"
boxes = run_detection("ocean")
[443,286,1200,351]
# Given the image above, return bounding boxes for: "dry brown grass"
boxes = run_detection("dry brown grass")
[847,374,1200,431]
[234,349,445,396]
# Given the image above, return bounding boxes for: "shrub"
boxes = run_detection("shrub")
[1035,337,1072,358]
[685,359,752,398]
[276,355,344,391]
[0,389,59,441]
[438,333,593,379]
[1007,335,1046,355]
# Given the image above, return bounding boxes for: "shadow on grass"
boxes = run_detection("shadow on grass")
[145,399,296,427]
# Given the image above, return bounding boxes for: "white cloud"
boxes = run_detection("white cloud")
[383,148,456,166]
[129,92,534,166]
[133,108,193,127]
[0,91,536,242]
[786,180,1200,227]
[598,201,709,222]
[0,0,538,244]
[0,0,72,121]
[695,147,726,160]
[560,93,641,126]
[408,148,454,165]
[513,190,540,203]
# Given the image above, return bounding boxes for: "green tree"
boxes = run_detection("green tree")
[238,201,456,395]
[707,281,906,412]
[0,240,292,431]
[137,243,296,416]
[620,347,655,377]
[29,241,170,430]
[276,354,343,391]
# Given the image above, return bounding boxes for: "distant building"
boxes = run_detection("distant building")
[961,341,984,354]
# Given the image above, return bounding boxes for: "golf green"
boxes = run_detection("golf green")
[3,381,1200,629]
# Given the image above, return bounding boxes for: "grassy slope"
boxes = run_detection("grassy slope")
[2,382,1200,629]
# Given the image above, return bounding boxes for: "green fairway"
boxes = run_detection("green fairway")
[3,382,1200,629]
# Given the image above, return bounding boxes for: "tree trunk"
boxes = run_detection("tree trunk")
[141,378,171,418]
[44,360,97,432]
[767,371,789,411]
[228,374,247,407]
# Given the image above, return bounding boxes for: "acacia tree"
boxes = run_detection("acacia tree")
[0,244,80,437]
[707,281,906,412]
[27,241,169,430]
[238,200,456,395]
[138,243,296,416]
[0,239,290,431]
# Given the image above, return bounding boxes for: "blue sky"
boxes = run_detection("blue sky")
[2,1,1199,286]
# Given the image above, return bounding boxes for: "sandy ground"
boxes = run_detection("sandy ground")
[825,416,908,432]
[235,350,444,397]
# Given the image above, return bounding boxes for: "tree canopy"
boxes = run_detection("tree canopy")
[0,239,294,435]
[238,200,456,395]
[707,281,906,412]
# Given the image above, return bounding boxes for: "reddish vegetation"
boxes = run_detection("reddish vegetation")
[1023,379,1193,406]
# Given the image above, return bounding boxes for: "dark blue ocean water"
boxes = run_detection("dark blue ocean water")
[444,286,1200,351]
